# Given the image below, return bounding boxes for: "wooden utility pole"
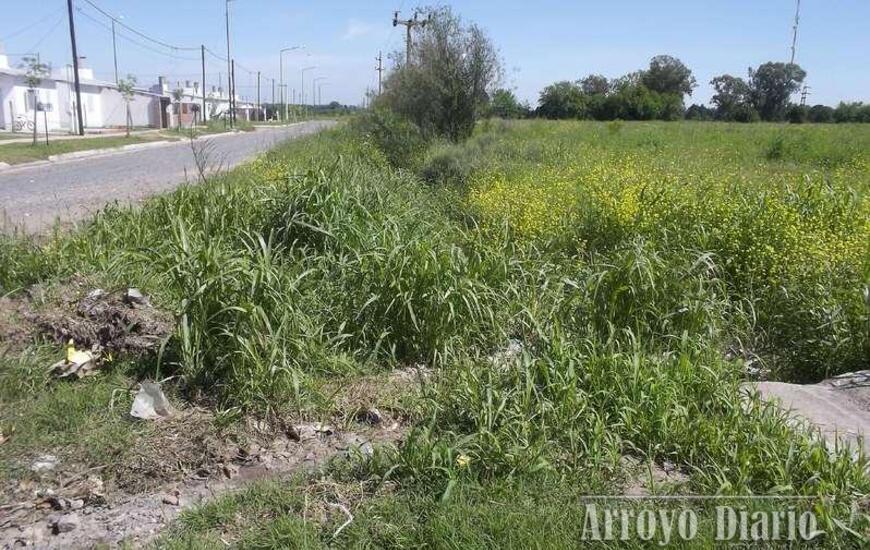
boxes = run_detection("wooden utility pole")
[376,51,383,94]
[66,0,84,135]
[393,11,428,65]
[256,71,261,121]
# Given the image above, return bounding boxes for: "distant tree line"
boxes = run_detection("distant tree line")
[488,56,869,123]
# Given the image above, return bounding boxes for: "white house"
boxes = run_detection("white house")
[0,47,163,133]
[153,77,259,127]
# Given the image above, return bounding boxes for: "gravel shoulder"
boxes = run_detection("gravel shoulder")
[0,121,335,234]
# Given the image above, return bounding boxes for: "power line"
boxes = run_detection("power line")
[81,0,199,51]
[0,9,65,42]
[25,14,66,55]
[76,9,200,62]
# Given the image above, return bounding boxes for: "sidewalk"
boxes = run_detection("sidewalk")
[0,128,162,146]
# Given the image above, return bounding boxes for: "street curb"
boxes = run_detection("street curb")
[0,122,331,174]
[46,141,173,162]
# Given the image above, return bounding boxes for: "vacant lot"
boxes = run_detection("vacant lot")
[1,121,867,547]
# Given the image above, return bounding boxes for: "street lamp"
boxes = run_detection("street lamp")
[312,77,327,108]
[317,82,330,107]
[300,66,316,118]
[279,45,304,122]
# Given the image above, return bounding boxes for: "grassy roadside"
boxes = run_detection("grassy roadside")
[0,134,174,165]
[1,120,868,547]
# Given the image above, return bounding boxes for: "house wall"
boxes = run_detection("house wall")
[0,75,62,132]
[99,87,161,128]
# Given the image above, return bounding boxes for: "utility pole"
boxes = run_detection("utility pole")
[393,10,429,65]
[256,71,261,121]
[800,85,811,106]
[111,19,119,83]
[790,0,801,64]
[201,45,207,124]
[225,0,234,128]
[376,51,383,94]
[66,0,84,135]
[231,59,237,126]
[300,65,316,110]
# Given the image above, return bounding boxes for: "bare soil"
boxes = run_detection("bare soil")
[0,368,418,549]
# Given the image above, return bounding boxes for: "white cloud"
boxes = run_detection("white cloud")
[342,19,373,41]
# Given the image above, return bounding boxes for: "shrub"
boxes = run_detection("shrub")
[349,109,428,169]
[375,6,501,141]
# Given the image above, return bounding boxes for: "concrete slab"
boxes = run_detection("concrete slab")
[753,371,870,455]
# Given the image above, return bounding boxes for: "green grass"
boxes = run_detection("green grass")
[0,134,170,165]
[0,120,867,547]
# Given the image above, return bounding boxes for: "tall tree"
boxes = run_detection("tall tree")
[537,81,586,119]
[488,88,526,119]
[20,56,49,146]
[642,55,696,98]
[710,74,752,121]
[578,74,609,95]
[748,62,806,121]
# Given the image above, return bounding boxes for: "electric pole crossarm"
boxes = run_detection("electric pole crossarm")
[392,10,429,66]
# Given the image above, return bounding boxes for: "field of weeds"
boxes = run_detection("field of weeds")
[1,120,868,547]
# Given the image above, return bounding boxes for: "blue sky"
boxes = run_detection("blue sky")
[1,1,867,107]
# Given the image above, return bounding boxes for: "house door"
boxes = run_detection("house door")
[159,97,171,128]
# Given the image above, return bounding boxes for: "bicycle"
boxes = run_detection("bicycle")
[13,115,34,132]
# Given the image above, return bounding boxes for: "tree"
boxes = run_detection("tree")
[807,104,834,123]
[748,62,806,121]
[171,88,184,130]
[710,74,752,121]
[20,56,49,146]
[833,102,870,123]
[579,74,609,95]
[376,6,502,141]
[685,103,714,121]
[488,88,525,119]
[117,75,137,137]
[537,81,586,119]
[642,55,696,98]
[787,104,808,124]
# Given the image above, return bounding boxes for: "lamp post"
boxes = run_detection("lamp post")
[279,46,303,122]
[312,76,327,108]
[317,82,329,108]
[300,66,316,118]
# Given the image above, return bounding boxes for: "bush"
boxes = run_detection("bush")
[375,6,501,141]
[787,105,809,124]
[349,109,429,169]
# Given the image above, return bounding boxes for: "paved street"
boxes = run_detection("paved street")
[0,121,334,234]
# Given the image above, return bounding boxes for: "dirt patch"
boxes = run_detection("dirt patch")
[0,296,36,355]
[31,283,172,358]
[621,455,691,497]
[0,367,417,549]
[0,276,172,358]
